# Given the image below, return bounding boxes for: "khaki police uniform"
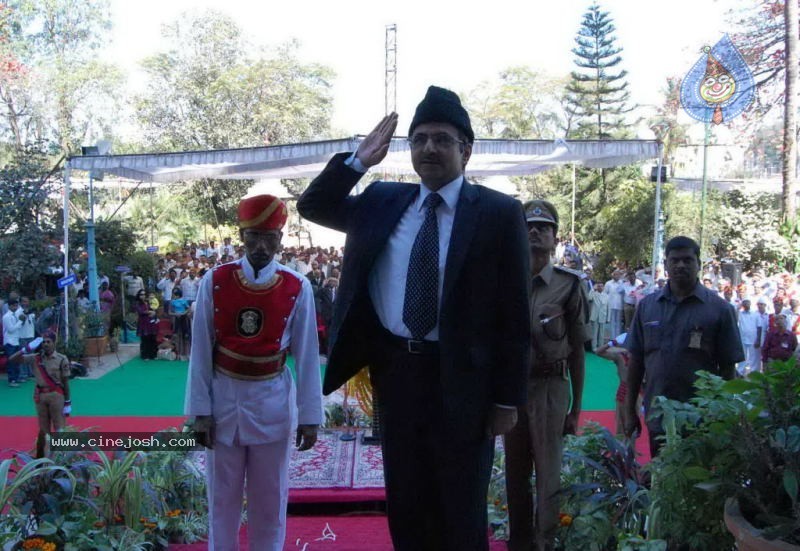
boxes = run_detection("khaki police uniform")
[505,201,586,551]
[21,351,70,433]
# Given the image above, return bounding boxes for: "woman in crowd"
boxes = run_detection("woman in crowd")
[134,289,159,360]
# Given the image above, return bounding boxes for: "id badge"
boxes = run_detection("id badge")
[689,329,703,349]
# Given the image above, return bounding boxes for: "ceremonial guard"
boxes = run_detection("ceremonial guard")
[185,194,323,551]
[504,200,586,551]
[9,333,69,457]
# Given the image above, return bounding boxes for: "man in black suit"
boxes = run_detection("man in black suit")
[298,86,530,551]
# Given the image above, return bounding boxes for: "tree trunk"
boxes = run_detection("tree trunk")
[782,0,798,223]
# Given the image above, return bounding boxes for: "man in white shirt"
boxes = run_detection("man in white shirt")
[18,296,37,380]
[621,271,643,332]
[186,194,322,551]
[604,270,625,338]
[3,297,26,387]
[738,298,763,375]
[157,269,178,312]
[179,270,200,304]
[219,237,236,258]
[588,282,610,349]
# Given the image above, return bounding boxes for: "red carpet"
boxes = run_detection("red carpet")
[0,416,186,460]
[169,516,508,550]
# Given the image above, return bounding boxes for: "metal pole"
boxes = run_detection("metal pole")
[86,173,100,312]
[651,143,665,279]
[63,165,71,341]
[571,164,576,245]
[699,121,711,253]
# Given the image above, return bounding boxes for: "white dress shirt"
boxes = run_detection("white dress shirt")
[184,257,323,446]
[348,153,461,341]
[2,309,23,346]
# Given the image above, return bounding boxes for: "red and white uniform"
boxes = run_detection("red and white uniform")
[185,256,322,551]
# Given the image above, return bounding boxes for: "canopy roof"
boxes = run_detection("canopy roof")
[67,137,661,183]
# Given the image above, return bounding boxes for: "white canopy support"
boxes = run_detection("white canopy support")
[67,137,660,183]
[62,137,662,311]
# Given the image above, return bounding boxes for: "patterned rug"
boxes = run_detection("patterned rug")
[289,432,354,489]
[352,436,384,489]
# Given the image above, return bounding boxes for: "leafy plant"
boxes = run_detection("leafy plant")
[648,362,800,548]
[81,310,107,338]
[556,423,655,550]
[0,456,74,547]
[56,335,85,362]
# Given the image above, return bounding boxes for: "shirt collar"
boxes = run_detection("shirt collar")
[241,256,277,282]
[532,262,555,286]
[416,175,463,212]
[659,280,708,303]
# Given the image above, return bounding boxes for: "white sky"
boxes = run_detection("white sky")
[107,0,746,139]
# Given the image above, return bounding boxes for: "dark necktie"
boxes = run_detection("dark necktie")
[403,192,443,340]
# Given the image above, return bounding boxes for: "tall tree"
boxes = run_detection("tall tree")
[466,67,569,139]
[782,0,797,222]
[134,10,335,228]
[0,0,123,155]
[135,11,334,151]
[564,3,633,139]
[0,143,61,293]
[731,0,798,222]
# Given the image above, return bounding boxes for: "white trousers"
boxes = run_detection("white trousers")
[739,343,762,375]
[206,438,293,551]
[609,309,623,339]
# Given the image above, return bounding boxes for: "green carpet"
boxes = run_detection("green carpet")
[0,354,618,417]
[582,352,619,411]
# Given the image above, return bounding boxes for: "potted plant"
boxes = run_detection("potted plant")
[721,359,800,549]
[81,309,108,357]
[649,363,799,549]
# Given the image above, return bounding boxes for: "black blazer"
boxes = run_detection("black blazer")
[298,153,531,441]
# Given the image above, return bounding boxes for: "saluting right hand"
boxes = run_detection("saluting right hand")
[355,112,398,168]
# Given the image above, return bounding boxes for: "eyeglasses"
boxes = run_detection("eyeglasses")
[407,133,466,150]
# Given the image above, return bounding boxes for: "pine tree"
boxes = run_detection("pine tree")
[565,3,633,139]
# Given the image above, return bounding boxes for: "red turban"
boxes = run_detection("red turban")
[237,194,288,231]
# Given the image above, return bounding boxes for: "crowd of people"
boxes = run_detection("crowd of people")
[574,258,800,375]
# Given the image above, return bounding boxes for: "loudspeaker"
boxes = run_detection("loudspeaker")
[650,166,668,182]
[721,262,743,287]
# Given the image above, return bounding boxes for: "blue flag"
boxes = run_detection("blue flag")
[680,34,755,125]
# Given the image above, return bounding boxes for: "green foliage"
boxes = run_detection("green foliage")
[2,440,208,548]
[57,333,84,362]
[132,10,334,226]
[1,0,122,154]
[565,3,634,139]
[466,66,569,139]
[557,424,654,550]
[0,144,61,294]
[81,308,106,338]
[487,447,509,541]
[70,218,139,267]
[648,363,800,547]
[594,179,655,266]
[134,11,333,151]
[711,189,793,270]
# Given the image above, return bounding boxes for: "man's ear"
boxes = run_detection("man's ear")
[462,142,473,169]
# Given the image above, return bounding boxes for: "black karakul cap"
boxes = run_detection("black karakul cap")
[408,86,475,143]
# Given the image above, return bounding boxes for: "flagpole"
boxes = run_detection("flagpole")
[699,120,711,253]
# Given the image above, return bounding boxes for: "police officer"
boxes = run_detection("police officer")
[9,333,70,457]
[504,200,586,551]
